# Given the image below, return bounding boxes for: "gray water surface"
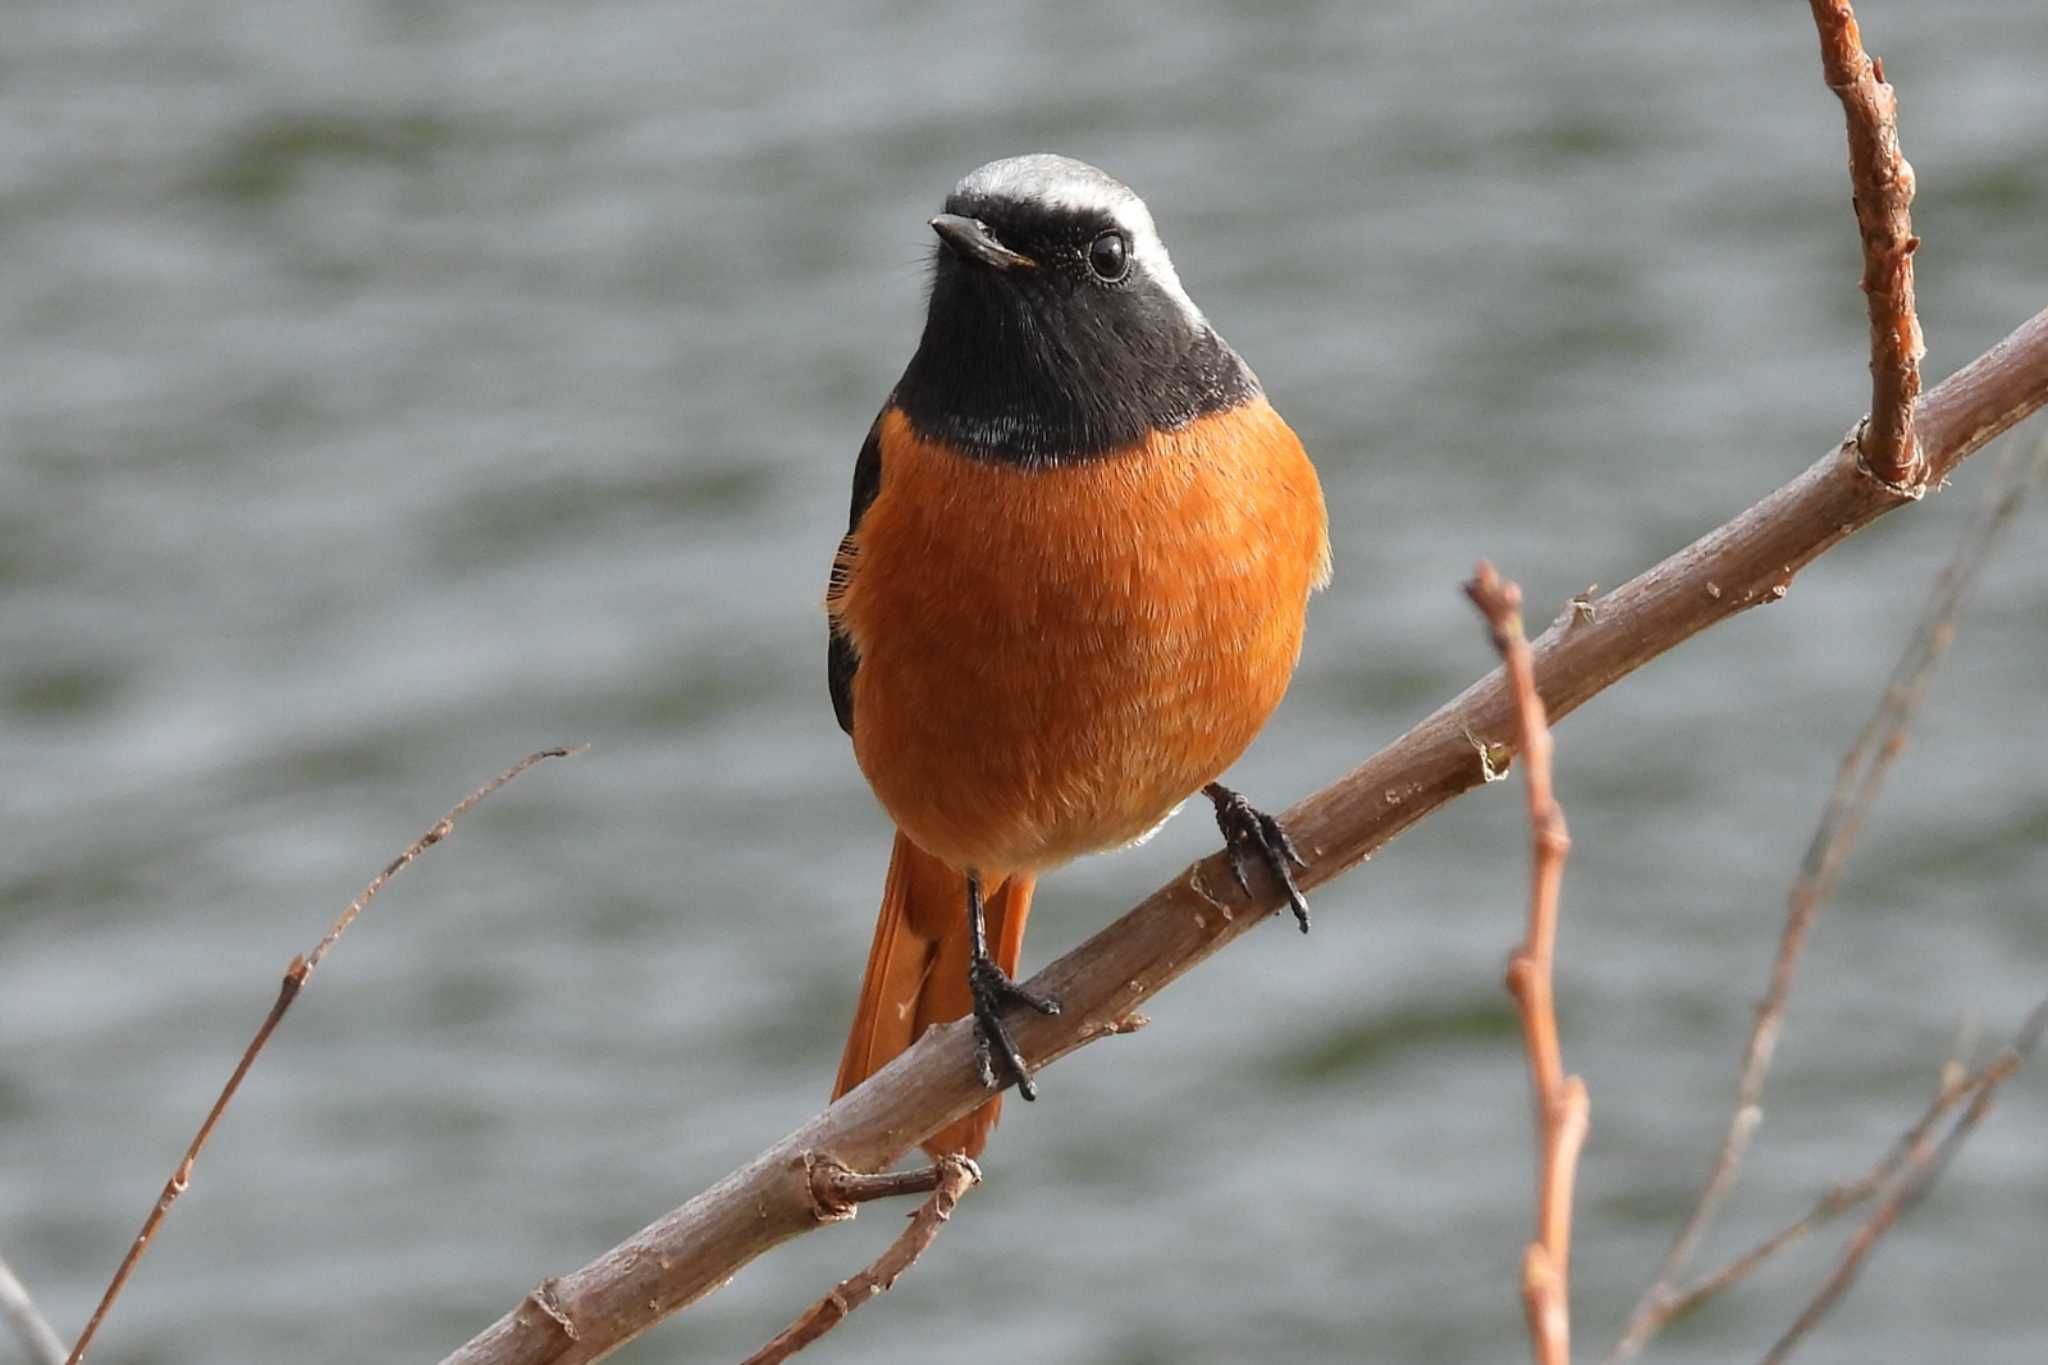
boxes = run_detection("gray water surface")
[4,3,2047,1362]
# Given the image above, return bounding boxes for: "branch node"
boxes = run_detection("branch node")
[526,1280,578,1342]
[1465,724,1511,784]
[1561,1075,1591,1132]
[805,1154,978,1224]
[1851,422,1931,498]
[1186,864,1231,917]
[1504,951,1539,1002]
[804,1155,863,1223]
[741,1154,982,1365]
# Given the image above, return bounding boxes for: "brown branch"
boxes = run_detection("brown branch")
[1467,565,1587,1365]
[1607,428,2047,1361]
[65,746,582,1365]
[739,1156,980,1365]
[439,304,2048,1365]
[806,1156,956,1215]
[1809,0,1925,486]
[0,1253,66,1365]
[1761,998,2048,1363]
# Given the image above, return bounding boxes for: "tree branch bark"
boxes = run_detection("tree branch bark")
[437,302,2048,1365]
[1807,0,1924,486]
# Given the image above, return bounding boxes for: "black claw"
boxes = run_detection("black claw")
[964,874,1062,1103]
[1270,816,1311,871]
[973,1031,996,1090]
[1205,783,1313,933]
[1225,846,1253,897]
[970,957,1057,1100]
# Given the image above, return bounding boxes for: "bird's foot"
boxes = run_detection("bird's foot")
[968,957,1060,1100]
[1204,782,1312,933]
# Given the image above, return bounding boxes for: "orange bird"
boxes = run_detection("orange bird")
[827,155,1329,1158]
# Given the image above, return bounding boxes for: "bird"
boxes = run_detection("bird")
[826,154,1330,1159]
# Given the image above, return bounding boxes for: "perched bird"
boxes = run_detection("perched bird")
[827,154,1330,1157]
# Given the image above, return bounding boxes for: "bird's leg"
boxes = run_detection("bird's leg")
[1204,783,1312,933]
[966,871,1060,1099]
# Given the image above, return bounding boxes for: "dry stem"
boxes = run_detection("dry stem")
[806,1158,957,1217]
[64,746,582,1365]
[1607,430,2046,1361]
[1808,0,1925,486]
[1467,564,1586,1365]
[0,1254,66,1365]
[1761,999,2048,1363]
[1652,1036,2023,1330]
[438,305,2048,1365]
[739,1156,981,1364]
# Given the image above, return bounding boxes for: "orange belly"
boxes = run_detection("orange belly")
[832,399,1329,876]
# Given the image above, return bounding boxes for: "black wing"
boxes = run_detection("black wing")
[827,419,885,736]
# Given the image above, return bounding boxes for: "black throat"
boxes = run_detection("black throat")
[891,249,1259,466]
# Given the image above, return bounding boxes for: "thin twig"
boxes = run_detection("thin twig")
[1607,430,2045,1361]
[440,306,2048,1365]
[1761,998,2048,1363]
[1808,0,1925,486]
[1655,1040,2009,1325]
[739,1156,981,1365]
[806,1155,954,1218]
[1468,564,1587,1365]
[0,1253,66,1365]
[65,746,583,1365]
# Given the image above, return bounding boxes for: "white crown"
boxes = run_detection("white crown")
[953,154,1206,329]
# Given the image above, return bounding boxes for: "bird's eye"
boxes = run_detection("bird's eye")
[1087,230,1130,282]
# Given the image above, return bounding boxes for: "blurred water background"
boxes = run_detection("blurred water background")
[3,2,2046,1362]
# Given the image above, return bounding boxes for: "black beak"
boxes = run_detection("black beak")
[929,214,1035,271]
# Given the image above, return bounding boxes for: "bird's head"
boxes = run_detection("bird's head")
[897,154,1255,465]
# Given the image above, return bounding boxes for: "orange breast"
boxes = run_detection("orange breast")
[832,398,1329,877]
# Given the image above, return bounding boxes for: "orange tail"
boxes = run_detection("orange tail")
[832,829,1036,1159]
